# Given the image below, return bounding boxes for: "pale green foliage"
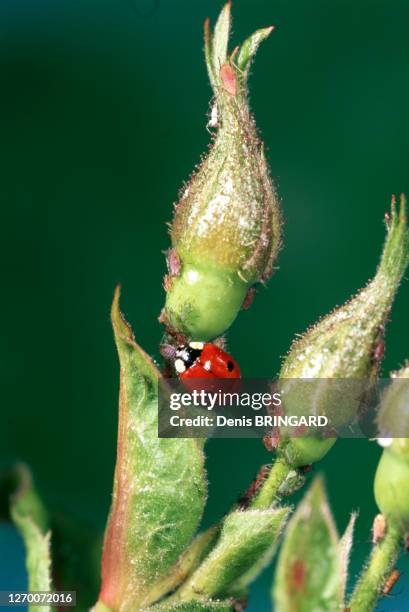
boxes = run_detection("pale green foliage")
[236,27,274,76]
[273,478,343,612]
[147,528,219,604]
[177,508,289,600]
[212,2,230,75]
[11,514,53,601]
[99,287,206,609]
[9,465,53,612]
[339,513,357,601]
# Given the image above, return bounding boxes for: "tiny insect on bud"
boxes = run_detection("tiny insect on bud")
[372,513,387,544]
[238,464,271,509]
[382,569,400,596]
[162,3,281,340]
[220,63,237,96]
[277,469,306,497]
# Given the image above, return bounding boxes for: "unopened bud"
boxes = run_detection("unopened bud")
[162,3,281,340]
[278,196,409,467]
[372,513,387,544]
[377,363,409,441]
[374,364,409,529]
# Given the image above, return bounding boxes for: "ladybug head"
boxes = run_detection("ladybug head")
[174,342,204,375]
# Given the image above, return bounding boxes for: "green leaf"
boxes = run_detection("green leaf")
[204,19,216,92]
[6,465,53,612]
[236,27,274,76]
[227,510,289,597]
[147,527,219,604]
[339,513,357,602]
[98,286,207,610]
[1,463,48,531]
[11,515,52,594]
[378,193,409,280]
[273,477,343,612]
[204,3,232,95]
[177,507,289,600]
[212,2,231,73]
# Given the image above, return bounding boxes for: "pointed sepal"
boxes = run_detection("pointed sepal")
[97,287,207,610]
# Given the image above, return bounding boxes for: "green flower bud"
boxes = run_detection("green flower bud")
[377,363,409,440]
[162,3,281,340]
[374,365,409,529]
[374,448,409,530]
[280,437,336,469]
[277,196,409,467]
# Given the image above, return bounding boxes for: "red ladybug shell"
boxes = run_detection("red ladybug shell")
[175,342,241,380]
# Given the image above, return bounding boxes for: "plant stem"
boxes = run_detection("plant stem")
[348,522,402,612]
[251,456,292,510]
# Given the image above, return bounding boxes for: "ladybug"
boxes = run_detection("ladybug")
[174,342,241,380]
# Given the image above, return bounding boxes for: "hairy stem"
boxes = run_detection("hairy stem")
[348,522,402,612]
[250,456,292,510]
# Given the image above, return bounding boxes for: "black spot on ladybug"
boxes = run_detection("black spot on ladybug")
[227,360,234,372]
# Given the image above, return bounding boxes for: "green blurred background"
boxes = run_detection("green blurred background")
[1,0,409,609]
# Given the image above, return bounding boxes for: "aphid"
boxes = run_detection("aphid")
[374,340,385,362]
[372,513,387,544]
[382,569,400,596]
[163,274,172,292]
[166,247,181,277]
[207,102,219,130]
[242,286,256,310]
[238,465,271,509]
[174,342,241,380]
[220,63,237,96]
[263,431,280,451]
[277,469,306,497]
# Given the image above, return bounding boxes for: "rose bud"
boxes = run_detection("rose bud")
[276,196,409,467]
[375,364,409,529]
[377,363,409,439]
[161,3,281,340]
